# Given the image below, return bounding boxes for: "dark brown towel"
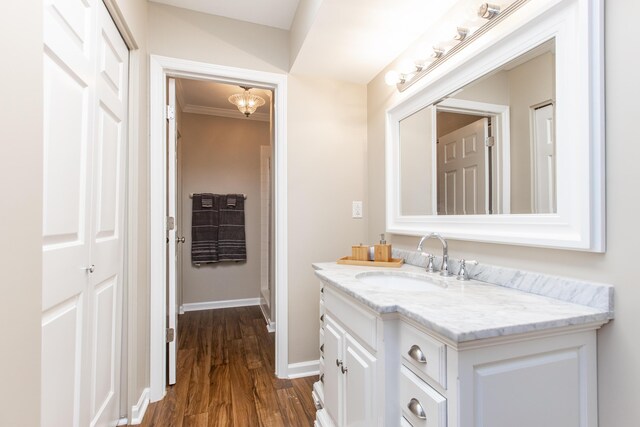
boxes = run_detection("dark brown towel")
[191,193,219,264]
[218,194,246,262]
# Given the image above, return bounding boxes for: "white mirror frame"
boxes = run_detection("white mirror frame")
[385,0,604,252]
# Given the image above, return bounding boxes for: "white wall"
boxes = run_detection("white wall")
[179,113,269,304]
[367,1,640,425]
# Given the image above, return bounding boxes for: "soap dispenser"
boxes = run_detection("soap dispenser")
[374,233,392,262]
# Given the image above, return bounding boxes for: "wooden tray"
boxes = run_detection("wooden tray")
[337,256,404,268]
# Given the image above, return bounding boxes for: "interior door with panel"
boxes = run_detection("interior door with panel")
[166,77,178,385]
[42,1,128,426]
[437,118,488,215]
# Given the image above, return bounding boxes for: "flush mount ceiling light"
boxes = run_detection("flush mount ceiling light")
[228,86,265,117]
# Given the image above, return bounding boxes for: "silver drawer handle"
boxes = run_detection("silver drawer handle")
[85,265,95,274]
[408,344,427,364]
[320,344,324,354]
[407,398,427,420]
[320,314,325,322]
[320,373,324,383]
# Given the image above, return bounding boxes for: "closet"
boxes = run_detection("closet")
[41,0,129,425]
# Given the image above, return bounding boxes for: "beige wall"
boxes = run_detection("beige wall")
[179,113,269,304]
[148,2,289,73]
[367,1,640,425]
[506,52,555,213]
[287,75,368,363]
[148,6,368,365]
[0,2,43,425]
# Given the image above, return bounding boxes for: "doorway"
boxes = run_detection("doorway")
[149,56,289,402]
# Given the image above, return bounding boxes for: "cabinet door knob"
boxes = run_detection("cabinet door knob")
[336,359,342,367]
[320,344,324,354]
[320,373,325,383]
[408,344,427,364]
[407,398,427,420]
[341,364,348,374]
[85,265,95,274]
[320,314,325,322]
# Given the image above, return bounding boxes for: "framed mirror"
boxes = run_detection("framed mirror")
[385,0,604,251]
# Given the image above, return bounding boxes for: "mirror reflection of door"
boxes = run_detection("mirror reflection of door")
[437,117,489,215]
[531,103,555,213]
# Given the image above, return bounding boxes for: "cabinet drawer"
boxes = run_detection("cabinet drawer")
[324,287,377,351]
[400,322,446,388]
[400,366,446,427]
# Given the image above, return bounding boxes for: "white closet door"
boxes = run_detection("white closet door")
[42,1,128,426]
[167,78,178,385]
[88,4,129,427]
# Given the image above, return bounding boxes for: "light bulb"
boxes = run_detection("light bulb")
[385,70,402,86]
[397,59,417,75]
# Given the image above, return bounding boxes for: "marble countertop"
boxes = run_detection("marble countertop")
[313,262,612,344]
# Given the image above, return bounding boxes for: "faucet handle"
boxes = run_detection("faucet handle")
[456,259,478,281]
[420,252,438,273]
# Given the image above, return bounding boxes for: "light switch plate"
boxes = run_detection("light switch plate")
[352,201,363,218]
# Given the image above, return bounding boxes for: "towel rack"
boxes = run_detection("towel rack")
[189,193,247,199]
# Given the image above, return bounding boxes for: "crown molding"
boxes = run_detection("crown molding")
[182,103,269,122]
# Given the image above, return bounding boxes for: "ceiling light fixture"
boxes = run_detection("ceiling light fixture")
[384,1,524,91]
[478,3,501,19]
[228,86,265,117]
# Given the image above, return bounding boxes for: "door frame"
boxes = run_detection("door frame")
[149,55,288,402]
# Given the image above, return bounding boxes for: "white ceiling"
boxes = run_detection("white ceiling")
[176,79,272,121]
[151,0,462,84]
[150,0,300,30]
[290,0,460,83]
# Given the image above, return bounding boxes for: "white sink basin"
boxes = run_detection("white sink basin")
[355,271,447,291]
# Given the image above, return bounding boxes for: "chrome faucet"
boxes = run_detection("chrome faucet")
[416,233,452,276]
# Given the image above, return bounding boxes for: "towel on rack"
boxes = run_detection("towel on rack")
[218,194,247,262]
[191,193,219,264]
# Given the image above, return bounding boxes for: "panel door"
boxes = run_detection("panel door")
[88,4,129,427]
[42,0,97,425]
[167,77,178,385]
[42,1,128,426]
[344,334,377,427]
[437,118,488,215]
[532,104,555,213]
[324,315,345,425]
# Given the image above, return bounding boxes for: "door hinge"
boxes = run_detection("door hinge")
[166,105,175,121]
[485,136,495,147]
[166,327,175,343]
[167,216,175,231]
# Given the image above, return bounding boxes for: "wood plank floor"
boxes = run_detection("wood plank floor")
[135,306,317,427]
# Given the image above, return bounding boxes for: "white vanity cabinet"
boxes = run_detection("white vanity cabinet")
[314,281,602,427]
[316,285,382,427]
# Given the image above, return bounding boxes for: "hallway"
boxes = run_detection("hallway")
[136,307,317,426]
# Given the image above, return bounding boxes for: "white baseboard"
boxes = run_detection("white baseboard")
[117,418,128,426]
[130,387,150,425]
[182,297,261,312]
[288,360,320,379]
[266,321,276,333]
[258,302,276,332]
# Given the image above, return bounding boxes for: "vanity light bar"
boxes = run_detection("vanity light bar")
[394,0,529,93]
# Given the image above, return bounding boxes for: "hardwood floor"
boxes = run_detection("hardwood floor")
[135,306,317,427]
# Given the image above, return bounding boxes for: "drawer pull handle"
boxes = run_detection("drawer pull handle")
[336,359,342,367]
[320,373,324,383]
[408,344,427,364]
[320,344,324,353]
[321,287,324,293]
[341,364,348,374]
[320,314,325,322]
[407,398,427,420]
